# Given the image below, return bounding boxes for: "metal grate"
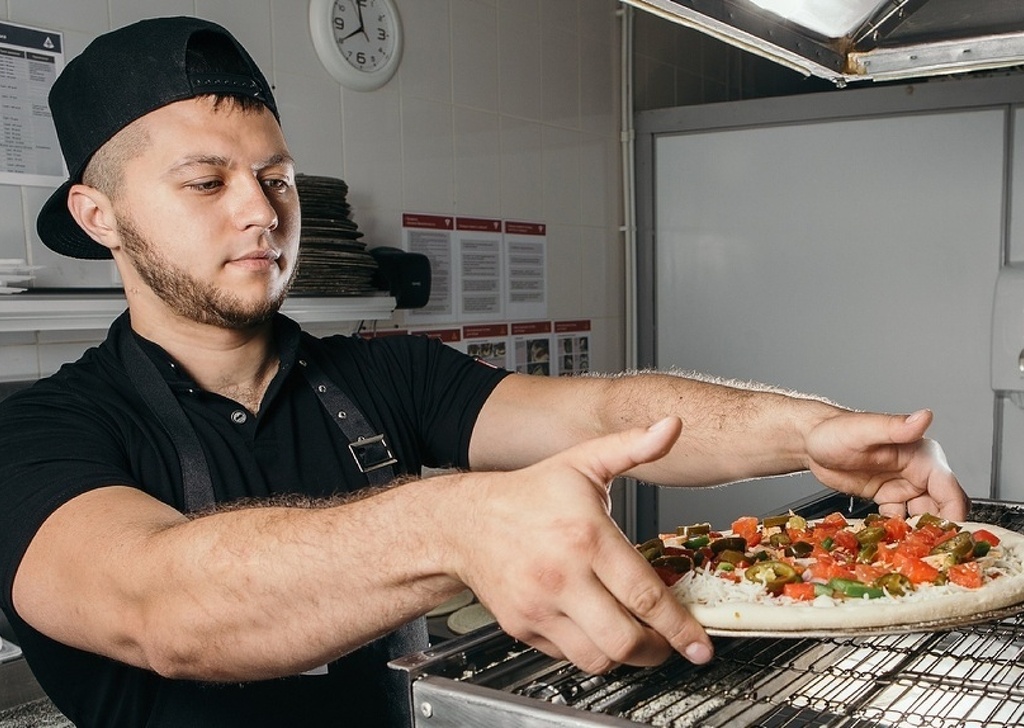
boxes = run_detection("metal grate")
[396,499,1024,727]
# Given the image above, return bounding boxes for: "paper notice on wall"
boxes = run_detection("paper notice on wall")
[511,321,553,376]
[554,320,591,376]
[0,21,65,186]
[462,323,510,369]
[403,213,455,323]
[504,221,547,320]
[456,216,504,321]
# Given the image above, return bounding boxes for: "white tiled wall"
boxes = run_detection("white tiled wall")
[0,0,624,380]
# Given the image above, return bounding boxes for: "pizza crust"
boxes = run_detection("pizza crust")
[671,520,1024,633]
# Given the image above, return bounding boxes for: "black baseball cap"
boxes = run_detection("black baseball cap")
[36,16,280,260]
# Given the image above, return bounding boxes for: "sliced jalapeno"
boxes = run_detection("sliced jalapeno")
[769,533,792,548]
[638,538,664,562]
[874,572,914,597]
[744,560,799,595]
[677,523,711,536]
[930,532,973,562]
[710,536,747,554]
[785,541,813,558]
[716,549,747,566]
[651,555,693,574]
[973,540,992,558]
[855,526,886,547]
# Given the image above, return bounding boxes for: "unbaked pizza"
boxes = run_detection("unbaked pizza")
[638,511,1024,632]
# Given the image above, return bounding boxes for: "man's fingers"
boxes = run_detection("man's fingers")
[590,534,713,666]
[554,417,682,486]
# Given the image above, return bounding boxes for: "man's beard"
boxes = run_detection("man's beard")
[117,215,295,329]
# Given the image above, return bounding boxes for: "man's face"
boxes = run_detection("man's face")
[109,97,300,329]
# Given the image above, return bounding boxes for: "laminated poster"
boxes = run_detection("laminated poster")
[0,21,64,186]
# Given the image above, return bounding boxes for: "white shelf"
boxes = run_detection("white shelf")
[0,293,396,333]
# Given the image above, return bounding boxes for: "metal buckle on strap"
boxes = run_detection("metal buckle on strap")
[349,434,398,474]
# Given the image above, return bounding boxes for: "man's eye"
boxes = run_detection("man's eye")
[188,180,223,192]
[263,178,291,191]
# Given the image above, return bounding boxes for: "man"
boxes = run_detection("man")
[0,16,968,728]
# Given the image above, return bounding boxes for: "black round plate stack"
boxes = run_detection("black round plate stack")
[293,173,379,296]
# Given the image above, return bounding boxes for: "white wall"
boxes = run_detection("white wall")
[0,0,624,380]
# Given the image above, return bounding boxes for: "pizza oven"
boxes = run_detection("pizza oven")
[390,495,1024,727]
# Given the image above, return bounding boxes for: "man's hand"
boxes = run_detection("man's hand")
[804,408,969,520]
[449,417,713,674]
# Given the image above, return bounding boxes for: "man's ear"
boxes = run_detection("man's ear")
[66,184,120,252]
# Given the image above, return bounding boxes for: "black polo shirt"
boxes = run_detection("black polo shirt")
[0,311,509,727]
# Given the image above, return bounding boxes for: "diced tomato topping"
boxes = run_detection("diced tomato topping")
[892,552,940,584]
[822,512,849,528]
[916,523,946,546]
[948,561,983,589]
[806,556,855,583]
[874,543,896,565]
[731,516,758,539]
[832,529,860,554]
[653,566,684,586]
[972,529,1001,547]
[853,563,886,584]
[783,582,817,601]
[894,533,933,560]
[881,515,911,543]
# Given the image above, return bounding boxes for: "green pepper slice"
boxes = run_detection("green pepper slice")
[827,577,884,599]
[683,534,711,549]
[762,515,790,529]
[744,560,799,595]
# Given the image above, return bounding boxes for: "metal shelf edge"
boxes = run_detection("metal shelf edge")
[0,294,396,333]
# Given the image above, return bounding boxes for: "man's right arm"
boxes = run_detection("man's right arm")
[11,418,713,681]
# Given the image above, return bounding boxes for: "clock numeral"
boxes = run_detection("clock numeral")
[356,51,367,65]
[377,28,388,41]
[333,17,345,32]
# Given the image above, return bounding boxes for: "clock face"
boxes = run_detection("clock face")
[310,0,403,90]
[331,0,398,73]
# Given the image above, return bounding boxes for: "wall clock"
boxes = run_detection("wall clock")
[309,0,403,91]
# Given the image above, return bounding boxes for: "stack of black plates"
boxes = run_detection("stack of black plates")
[292,174,379,296]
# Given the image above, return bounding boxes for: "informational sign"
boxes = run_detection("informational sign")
[511,320,553,376]
[554,319,591,376]
[403,213,454,323]
[456,216,503,321]
[504,221,547,320]
[461,323,510,369]
[0,21,64,186]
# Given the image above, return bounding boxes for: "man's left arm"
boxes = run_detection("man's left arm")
[468,371,969,520]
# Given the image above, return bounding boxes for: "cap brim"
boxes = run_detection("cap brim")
[36,180,113,260]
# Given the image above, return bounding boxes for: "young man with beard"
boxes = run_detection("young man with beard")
[0,16,969,728]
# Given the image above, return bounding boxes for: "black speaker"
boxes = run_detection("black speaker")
[369,247,432,309]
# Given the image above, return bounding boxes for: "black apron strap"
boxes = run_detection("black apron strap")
[297,354,397,487]
[119,324,217,513]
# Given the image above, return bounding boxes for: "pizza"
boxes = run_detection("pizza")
[637,511,1024,632]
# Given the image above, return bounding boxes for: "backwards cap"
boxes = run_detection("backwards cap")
[36,16,279,260]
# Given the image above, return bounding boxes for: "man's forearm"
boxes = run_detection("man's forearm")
[471,371,843,486]
[14,478,470,682]
[600,372,844,486]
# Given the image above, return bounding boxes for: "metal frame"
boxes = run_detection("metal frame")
[622,0,1024,86]
[633,73,1024,533]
